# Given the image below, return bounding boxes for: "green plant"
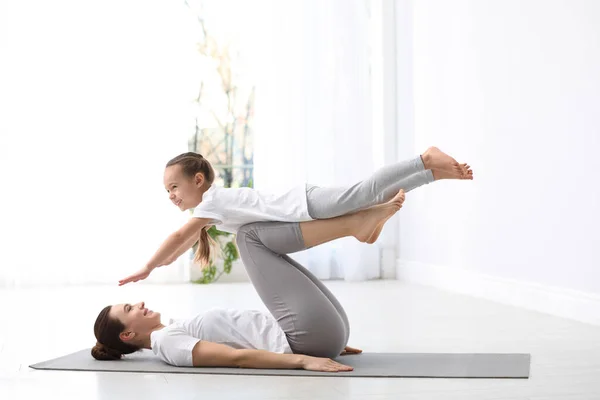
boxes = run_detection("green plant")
[190,226,239,284]
[190,179,252,284]
[185,3,254,284]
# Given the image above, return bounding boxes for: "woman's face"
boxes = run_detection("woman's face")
[109,301,162,339]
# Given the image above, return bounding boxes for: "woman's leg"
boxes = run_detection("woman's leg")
[235,191,405,358]
[306,146,470,219]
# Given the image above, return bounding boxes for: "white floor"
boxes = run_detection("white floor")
[1,280,599,400]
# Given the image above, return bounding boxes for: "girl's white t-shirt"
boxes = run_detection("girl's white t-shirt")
[150,307,293,367]
[192,184,313,233]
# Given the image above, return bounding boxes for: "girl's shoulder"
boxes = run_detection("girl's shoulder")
[210,185,253,193]
[217,186,253,191]
[210,185,255,198]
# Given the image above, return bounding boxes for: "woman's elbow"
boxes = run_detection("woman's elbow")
[233,349,253,368]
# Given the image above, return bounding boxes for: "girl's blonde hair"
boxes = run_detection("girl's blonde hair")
[166,152,219,269]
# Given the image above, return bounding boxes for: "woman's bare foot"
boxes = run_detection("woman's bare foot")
[432,163,473,180]
[421,147,464,175]
[354,189,405,244]
[366,221,385,244]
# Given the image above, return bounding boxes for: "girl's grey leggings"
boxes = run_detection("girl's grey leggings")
[235,156,433,358]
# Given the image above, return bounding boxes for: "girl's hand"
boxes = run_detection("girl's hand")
[118,265,153,286]
[340,346,363,355]
[301,356,353,372]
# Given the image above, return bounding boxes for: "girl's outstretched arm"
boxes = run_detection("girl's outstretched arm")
[118,217,213,286]
[162,230,201,266]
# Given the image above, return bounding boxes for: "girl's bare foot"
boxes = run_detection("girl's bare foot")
[421,147,464,175]
[354,189,405,244]
[432,163,473,180]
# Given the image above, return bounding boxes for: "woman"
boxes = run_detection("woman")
[93,189,407,372]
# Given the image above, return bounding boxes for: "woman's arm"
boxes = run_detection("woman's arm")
[236,350,306,370]
[192,341,353,372]
[193,340,303,369]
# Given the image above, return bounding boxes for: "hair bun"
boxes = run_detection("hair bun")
[91,342,122,361]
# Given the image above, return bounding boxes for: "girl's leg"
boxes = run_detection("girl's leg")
[306,147,469,219]
[235,191,405,358]
[375,169,433,203]
[307,169,433,219]
[306,156,425,219]
[374,163,474,204]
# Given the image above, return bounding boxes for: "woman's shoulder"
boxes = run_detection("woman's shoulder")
[152,314,204,340]
[169,308,223,325]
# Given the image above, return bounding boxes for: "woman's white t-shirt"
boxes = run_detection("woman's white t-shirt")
[150,307,293,367]
[192,184,313,233]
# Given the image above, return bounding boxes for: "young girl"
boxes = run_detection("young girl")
[118,147,472,286]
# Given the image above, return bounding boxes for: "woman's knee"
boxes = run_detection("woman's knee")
[236,221,305,255]
[237,222,260,237]
[235,222,265,247]
[296,339,346,360]
[288,320,347,359]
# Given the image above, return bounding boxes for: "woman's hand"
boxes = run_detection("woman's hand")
[340,345,363,356]
[118,265,154,286]
[301,355,353,372]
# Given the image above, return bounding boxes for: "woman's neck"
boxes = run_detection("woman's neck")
[138,323,166,350]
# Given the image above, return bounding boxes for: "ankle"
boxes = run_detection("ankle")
[420,152,430,169]
[348,212,365,235]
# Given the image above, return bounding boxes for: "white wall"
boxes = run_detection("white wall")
[0,0,197,286]
[395,0,600,323]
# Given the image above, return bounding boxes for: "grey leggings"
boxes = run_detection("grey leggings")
[306,155,433,219]
[235,157,434,358]
[236,222,347,358]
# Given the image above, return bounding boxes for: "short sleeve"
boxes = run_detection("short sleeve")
[152,329,200,367]
[192,201,224,226]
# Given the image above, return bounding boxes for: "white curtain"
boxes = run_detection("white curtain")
[0,0,200,287]
[252,0,381,281]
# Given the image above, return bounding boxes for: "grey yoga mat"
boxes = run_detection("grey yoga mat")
[30,349,530,378]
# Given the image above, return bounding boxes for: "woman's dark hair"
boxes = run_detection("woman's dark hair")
[166,152,219,269]
[91,305,141,361]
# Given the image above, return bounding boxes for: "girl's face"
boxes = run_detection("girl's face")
[109,301,162,342]
[163,165,204,210]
